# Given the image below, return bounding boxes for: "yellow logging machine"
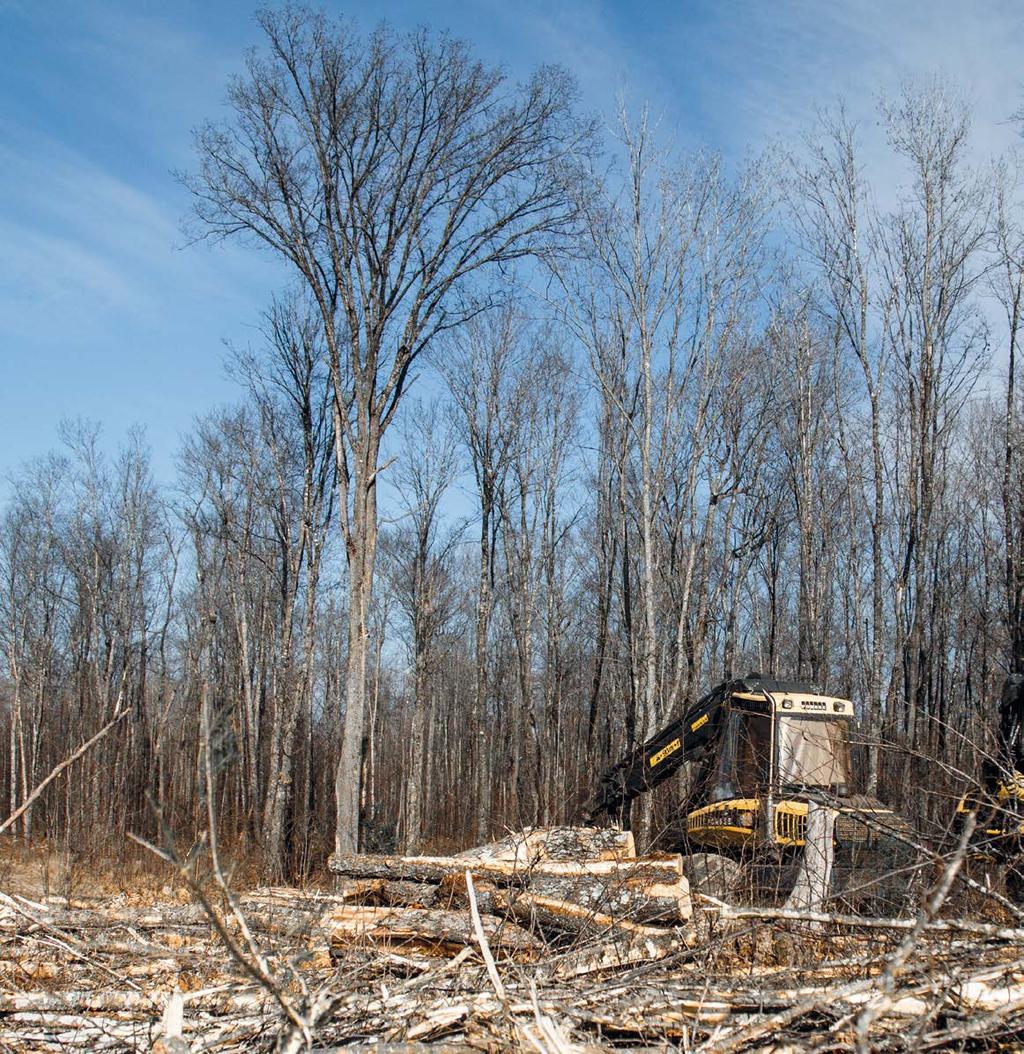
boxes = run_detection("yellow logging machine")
[586,674,912,905]
[957,674,1024,881]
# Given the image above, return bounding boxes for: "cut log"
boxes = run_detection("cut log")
[244,908,332,937]
[374,881,439,909]
[19,905,212,930]
[320,905,541,960]
[241,881,384,909]
[583,998,732,1032]
[531,826,635,861]
[457,826,635,864]
[492,889,681,939]
[439,869,690,923]
[312,1047,478,1054]
[328,851,683,887]
[435,874,502,915]
[0,989,271,1014]
[238,884,441,939]
[528,874,689,922]
[545,929,686,980]
[268,879,439,909]
[329,853,472,884]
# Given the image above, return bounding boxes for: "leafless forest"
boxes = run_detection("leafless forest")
[2,8,1023,886]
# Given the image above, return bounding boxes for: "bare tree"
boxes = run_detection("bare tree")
[442,307,535,842]
[491,337,580,826]
[383,403,461,852]
[990,160,1024,673]
[230,297,335,876]
[879,78,990,749]
[770,305,838,684]
[185,9,596,853]
[6,59,1024,889]
[790,109,894,789]
[556,106,771,844]
[0,457,66,840]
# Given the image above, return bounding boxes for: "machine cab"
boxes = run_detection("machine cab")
[585,673,859,850]
[686,680,855,849]
[708,687,853,803]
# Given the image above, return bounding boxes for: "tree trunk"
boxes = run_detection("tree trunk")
[785,804,836,922]
[403,642,429,853]
[473,500,493,843]
[336,518,376,856]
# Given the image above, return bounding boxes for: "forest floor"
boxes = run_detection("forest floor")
[2,835,1024,1052]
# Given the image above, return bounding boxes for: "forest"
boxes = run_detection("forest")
[1,7,1023,890]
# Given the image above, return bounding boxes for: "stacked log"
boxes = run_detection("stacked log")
[325,826,693,953]
[317,905,542,958]
[456,826,636,864]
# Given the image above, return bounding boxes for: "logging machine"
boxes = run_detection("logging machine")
[586,674,912,903]
[957,674,1024,867]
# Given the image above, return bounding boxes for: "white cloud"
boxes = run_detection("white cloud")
[0,123,284,343]
[683,0,1022,171]
[0,136,171,313]
[465,0,1022,181]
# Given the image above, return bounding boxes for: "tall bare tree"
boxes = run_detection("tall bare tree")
[879,79,989,748]
[185,9,596,853]
[556,107,771,844]
[442,307,535,841]
[383,404,460,852]
[990,161,1024,673]
[790,110,894,789]
[230,299,335,876]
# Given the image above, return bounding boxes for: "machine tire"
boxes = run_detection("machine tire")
[683,852,745,900]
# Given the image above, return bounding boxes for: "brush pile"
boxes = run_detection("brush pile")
[3,827,1024,1051]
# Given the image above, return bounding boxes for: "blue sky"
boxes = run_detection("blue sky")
[1,0,1022,494]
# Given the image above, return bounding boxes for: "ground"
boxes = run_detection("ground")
[2,838,1024,1052]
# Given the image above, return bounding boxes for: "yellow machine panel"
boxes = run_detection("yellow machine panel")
[649,739,682,768]
[686,799,759,848]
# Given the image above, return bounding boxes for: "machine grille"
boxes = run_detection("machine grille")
[774,809,807,842]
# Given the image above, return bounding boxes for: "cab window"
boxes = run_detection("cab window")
[711,710,772,800]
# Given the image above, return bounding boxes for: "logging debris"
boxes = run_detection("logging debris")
[3,825,1024,1051]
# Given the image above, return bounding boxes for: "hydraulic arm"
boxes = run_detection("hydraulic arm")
[585,683,730,821]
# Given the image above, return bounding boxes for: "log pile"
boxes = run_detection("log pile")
[325,825,694,952]
[3,826,1024,1051]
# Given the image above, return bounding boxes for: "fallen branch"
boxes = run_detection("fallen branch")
[700,895,1024,941]
[320,903,541,959]
[0,709,128,837]
[465,869,506,1005]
